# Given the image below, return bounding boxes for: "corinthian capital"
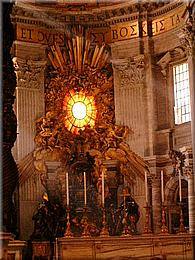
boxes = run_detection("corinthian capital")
[112,55,145,89]
[13,57,47,90]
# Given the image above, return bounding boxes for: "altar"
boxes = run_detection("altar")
[55,234,192,259]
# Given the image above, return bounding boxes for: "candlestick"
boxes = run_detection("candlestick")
[84,172,87,206]
[102,169,105,206]
[178,169,182,202]
[121,207,132,237]
[161,170,164,203]
[178,203,186,234]
[143,205,152,234]
[160,205,169,234]
[64,207,73,238]
[66,172,69,206]
[145,171,148,204]
[121,189,132,237]
[100,207,109,237]
[81,207,90,237]
[55,238,58,260]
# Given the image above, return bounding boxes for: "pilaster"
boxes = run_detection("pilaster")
[112,55,146,156]
[13,56,46,161]
[144,37,158,157]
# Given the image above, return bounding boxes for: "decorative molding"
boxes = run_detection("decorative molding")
[11,2,184,28]
[11,2,186,46]
[13,57,46,90]
[149,2,183,18]
[112,55,145,88]
[11,5,68,30]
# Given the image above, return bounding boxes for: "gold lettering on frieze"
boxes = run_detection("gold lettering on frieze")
[111,21,139,42]
[111,5,185,42]
[16,24,65,46]
[89,27,111,44]
[152,6,184,36]
[15,5,185,45]
[141,21,148,37]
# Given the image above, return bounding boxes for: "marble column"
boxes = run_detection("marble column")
[13,57,46,161]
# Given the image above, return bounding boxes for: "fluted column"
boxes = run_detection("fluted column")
[13,57,46,161]
[112,55,146,156]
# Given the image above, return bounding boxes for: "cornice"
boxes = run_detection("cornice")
[11,1,185,29]
[149,1,184,19]
[11,6,68,30]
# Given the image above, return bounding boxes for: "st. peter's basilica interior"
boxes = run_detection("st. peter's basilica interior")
[2,0,195,259]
